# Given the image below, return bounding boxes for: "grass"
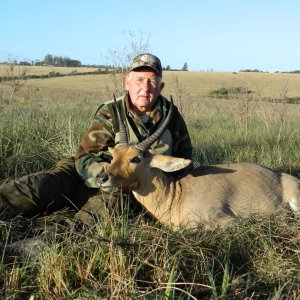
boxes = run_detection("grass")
[0,65,99,76]
[2,65,300,98]
[1,209,299,299]
[0,71,300,299]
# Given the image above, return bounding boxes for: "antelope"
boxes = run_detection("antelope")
[98,96,300,230]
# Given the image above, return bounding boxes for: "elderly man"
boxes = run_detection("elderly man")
[0,53,192,224]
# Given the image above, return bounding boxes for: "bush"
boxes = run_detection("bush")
[209,86,252,99]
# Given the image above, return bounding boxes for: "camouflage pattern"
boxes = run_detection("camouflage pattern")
[75,93,193,188]
[130,53,162,76]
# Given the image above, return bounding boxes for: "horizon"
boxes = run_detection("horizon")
[0,59,299,74]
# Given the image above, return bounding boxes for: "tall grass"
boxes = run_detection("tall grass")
[184,98,300,175]
[1,209,299,299]
[0,77,300,299]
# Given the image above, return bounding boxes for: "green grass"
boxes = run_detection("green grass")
[0,77,300,298]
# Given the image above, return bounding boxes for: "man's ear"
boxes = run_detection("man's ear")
[124,74,129,91]
[160,81,165,92]
[150,155,192,172]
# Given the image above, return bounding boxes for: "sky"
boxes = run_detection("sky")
[0,0,299,72]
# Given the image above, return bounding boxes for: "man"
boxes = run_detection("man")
[0,53,192,224]
[75,53,192,188]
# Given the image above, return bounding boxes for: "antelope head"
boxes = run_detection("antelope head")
[98,95,192,193]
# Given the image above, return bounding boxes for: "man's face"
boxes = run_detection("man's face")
[125,68,164,116]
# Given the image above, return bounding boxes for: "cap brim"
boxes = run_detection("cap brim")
[130,65,161,75]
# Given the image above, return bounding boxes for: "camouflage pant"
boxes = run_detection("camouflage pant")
[0,158,128,225]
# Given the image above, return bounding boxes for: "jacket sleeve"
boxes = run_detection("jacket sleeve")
[170,106,193,160]
[75,104,116,188]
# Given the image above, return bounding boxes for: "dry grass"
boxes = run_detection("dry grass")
[0,65,99,76]
[163,71,300,98]
[1,207,299,299]
[2,66,300,99]
[27,74,113,92]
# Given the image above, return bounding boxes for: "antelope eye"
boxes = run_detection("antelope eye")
[130,156,141,163]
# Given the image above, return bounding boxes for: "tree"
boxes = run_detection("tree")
[181,62,188,71]
[44,54,54,66]
[2,57,28,104]
[19,61,31,66]
[105,31,152,96]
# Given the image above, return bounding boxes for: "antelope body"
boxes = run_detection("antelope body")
[99,146,300,229]
[98,96,300,230]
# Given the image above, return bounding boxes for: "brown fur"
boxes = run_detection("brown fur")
[100,146,300,230]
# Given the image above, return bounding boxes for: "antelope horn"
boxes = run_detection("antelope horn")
[113,94,128,146]
[134,95,174,152]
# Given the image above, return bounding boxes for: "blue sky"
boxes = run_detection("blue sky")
[0,0,299,72]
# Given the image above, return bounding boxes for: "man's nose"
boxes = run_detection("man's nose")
[140,79,151,90]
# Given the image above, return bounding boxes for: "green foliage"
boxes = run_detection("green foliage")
[209,87,229,98]
[239,68,265,72]
[43,54,82,67]
[286,96,300,104]
[209,86,252,99]
[181,62,188,71]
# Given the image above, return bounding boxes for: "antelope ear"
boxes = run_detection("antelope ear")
[150,155,192,172]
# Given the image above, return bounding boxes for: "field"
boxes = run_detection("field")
[0,67,300,299]
[0,65,99,76]
[2,65,300,98]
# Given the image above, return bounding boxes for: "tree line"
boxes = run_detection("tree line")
[0,54,189,71]
[42,54,81,67]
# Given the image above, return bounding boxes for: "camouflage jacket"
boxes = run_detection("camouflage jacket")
[75,93,193,188]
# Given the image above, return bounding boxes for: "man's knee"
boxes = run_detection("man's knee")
[0,158,81,217]
[0,177,38,216]
[0,191,22,218]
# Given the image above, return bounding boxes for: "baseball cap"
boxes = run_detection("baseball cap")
[130,53,162,76]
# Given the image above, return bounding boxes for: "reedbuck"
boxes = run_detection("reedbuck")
[98,96,300,230]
